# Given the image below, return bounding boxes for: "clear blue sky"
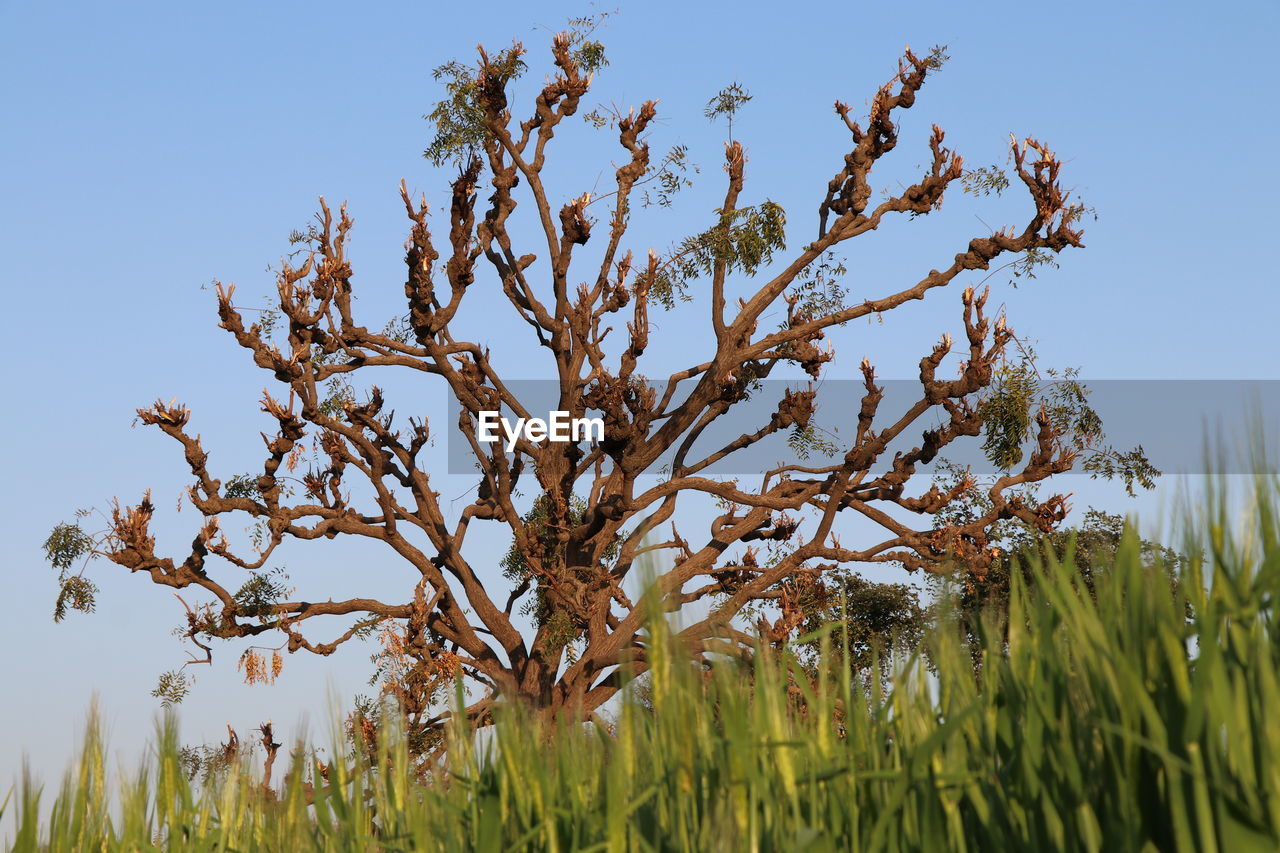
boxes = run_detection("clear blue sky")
[2,0,1277,793]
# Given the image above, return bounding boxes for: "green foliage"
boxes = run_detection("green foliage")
[1045,368,1160,495]
[787,252,849,323]
[542,609,580,653]
[787,423,840,461]
[44,521,100,621]
[640,144,698,208]
[252,297,283,340]
[581,106,612,129]
[704,80,752,140]
[960,165,1009,197]
[499,497,568,619]
[176,733,249,784]
[224,473,265,501]
[233,568,291,620]
[564,11,611,74]
[1082,445,1160,493]
[499,495,585,589]
[53,575,98,622]
[379,313,413,345]
[1039,368,1103,438]
[350,616,384,642]
[571,39,608,74]
[1009,246,1060,284]
[652,200,787,308]
[15,475,1280,850]
[978,361,1039,470]
[43,522,92,571]
[934,507,1189,651]
[423,46,527,168]
[976,360,1159,495]
[500,495,617,641]
[423,13,609,167]
[960,160,1092,288]
[1009,226,1093,287]
[151,669,193,708]
[795,571,927,677]
[922,44,951,69]
[310,346,357,418]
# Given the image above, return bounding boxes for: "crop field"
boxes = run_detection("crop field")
[7,477,1280,852]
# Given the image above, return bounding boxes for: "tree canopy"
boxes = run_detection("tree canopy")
[44,21,1154,754]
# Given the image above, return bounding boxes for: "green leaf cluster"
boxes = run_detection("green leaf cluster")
[795,570,927,678]
[652,201,787,308]
[787,252,849,323]
[640,144,698,209]
[960,165,1009,197]
[43,521,92,571]
[423,46,527,168]
[978,361,1039,470]
[704,81,752,126]
[151,669,193,708]
[233,567,291,620]
[43,521,100,622]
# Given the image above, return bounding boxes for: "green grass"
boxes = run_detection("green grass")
[8,474,1280,851]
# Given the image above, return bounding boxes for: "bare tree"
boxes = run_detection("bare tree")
[45,26,1152,751]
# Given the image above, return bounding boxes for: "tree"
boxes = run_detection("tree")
[45,24,1154,752]
[791,570,927,684]
[932,504,1188,651]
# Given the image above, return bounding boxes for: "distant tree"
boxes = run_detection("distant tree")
[790,570,927,683]
[45,20,1153,754]
[919,460,1183,651]
[940,508,1187,644]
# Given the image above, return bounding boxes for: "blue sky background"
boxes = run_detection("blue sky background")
[2,0,1277,794]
